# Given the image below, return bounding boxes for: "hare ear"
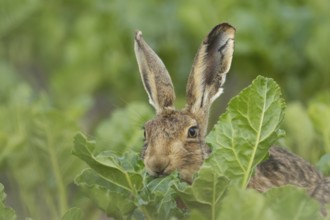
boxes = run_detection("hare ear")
[186,23,235,114]
[134,31,176,114]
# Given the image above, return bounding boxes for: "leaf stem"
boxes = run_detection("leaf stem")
[211,174,216,220]
[44,119,68,216]
[124,171,137,195]
[241,83,268,189]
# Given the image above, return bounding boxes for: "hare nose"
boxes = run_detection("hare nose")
[148,157,170,176]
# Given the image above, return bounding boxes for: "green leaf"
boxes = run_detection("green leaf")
[218,186,322,220]
[207,76,285,188]
[75,169,136,219]
[265,186,322,220]
[174,166,229,220]
[0,183,17,220]
[61,208,83,220]
[217,187,272,220]
[139,174,184,220]
[73,133,143,193]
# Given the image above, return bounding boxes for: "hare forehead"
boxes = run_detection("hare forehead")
[145,111,197,137]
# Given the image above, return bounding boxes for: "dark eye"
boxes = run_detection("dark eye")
[188,126,198,138]
[143,130,146,139]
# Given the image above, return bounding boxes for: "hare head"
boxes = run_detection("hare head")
[134,23,235,183]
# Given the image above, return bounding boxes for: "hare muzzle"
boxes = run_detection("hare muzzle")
[146,156,170,176]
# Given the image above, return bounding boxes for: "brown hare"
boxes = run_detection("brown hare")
[134,23,330,213]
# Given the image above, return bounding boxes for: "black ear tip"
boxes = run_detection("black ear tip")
[219,23,236,31]
[210,23,236,35]
[204,23,235,45]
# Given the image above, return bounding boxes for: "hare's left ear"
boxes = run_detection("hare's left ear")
[134,31,176,114]
[186,23,235,115]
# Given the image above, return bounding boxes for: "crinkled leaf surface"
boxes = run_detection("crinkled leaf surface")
[73,133,143,192]
[174,165,229,220]
[139,174,185,220]
[75,169,136,219]
[207,76,285,188]
[74,133,184,219]
[0,183,17,220]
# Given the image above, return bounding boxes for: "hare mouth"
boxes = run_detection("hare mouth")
[147,169,170,178]
[146,164,175,178]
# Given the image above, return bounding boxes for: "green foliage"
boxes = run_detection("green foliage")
[1,1,330,219]
[283,91,330,163]
[207,76,285,188]
[73,133,184,219]
[218,186,321,220]
[0,184,16,220]
[173,168,229,219]
[72,76,325,220]
[0,81,87,219]
[1,0,330,107]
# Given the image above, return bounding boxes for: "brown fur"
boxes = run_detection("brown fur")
[134,23,330,213]
[135,23,235,183]
[142,110,204,183]
[249,147,330,214]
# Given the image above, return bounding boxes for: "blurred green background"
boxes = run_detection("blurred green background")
[0,0,330,219]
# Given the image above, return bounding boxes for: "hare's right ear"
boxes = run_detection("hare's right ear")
[186,23,235,117]
[134,31,176,114]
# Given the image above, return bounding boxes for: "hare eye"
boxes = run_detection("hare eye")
[188,126,198,138]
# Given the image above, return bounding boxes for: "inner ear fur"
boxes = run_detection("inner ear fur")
[134,31,176,114]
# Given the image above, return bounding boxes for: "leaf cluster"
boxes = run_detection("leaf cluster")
[72,76,327,219]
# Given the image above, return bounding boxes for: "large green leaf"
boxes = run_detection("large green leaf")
[174,165,229,220]
[75,169,136,219]
[73,133,143,193]
[74,133,186,219]
[207,76,285,188]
